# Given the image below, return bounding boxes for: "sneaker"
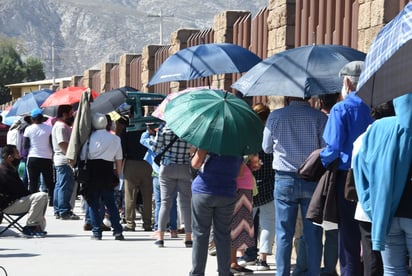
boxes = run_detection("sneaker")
[154,240,164,248]
[230,266,254,275]
[22,226,47,238]
[256,259,270,271]
[114,233,125,240]
[237,256,256,267]
[90,235,102,240]
[60,212,80,220]
[55,213,60,219]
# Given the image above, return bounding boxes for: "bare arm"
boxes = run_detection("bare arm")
[59,141,69,154]
[191,149,208,169]
[115,159,123,178]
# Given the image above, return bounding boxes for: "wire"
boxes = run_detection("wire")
[0,266,8,276]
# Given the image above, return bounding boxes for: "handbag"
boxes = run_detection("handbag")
[297,148,326,182]
[344,168,358,202]
[154,136,178,166]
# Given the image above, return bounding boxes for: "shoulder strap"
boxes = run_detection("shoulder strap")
[156,135,178,160]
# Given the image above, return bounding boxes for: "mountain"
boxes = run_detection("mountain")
[0,0,267,79]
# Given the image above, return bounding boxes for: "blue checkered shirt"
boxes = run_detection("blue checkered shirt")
[151,124,191,165]
[262,101,328,172]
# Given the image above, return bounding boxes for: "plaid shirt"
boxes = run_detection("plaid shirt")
[151,124,191,165]
[252,151,275,206]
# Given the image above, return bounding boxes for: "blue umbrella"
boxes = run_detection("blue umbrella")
[231,44,366,98]
[148,43,261,86]
[7,89,54,117]
[357,2,412,107]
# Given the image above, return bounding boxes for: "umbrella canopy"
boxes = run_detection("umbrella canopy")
[232,44,366,98]
[7,89,54,117]
[148,43,262,86]
[164,89,264,156]
[356,2,412,107]
[41,87,99,108]
[152,86,215,120]
[90,86,138,114]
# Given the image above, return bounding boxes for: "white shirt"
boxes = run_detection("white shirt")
[80,129,123,162]
[52,120,72,166]
[24,123,53,159]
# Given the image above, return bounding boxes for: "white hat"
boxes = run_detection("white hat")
[92,113,107,130]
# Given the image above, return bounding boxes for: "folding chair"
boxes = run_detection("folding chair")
[0,211,26,236]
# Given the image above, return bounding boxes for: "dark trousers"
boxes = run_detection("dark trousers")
[336,171,363,276]
[26,157,54,200]
[359,221,383,276]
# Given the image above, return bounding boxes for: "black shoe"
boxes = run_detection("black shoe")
[185,240,193,248]
[114,233,125,240]
[154,240,164,248]
[230,266,254,275]
[123,226,135,231]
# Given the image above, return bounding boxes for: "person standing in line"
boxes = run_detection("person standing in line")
[262,96,328,276]
[190,149,243,276]
[237,103,276,272]
[353,93,412,275]
[320,61,373,276]
[120,107,153,232]
[140,123,179,237]
[52,104,80,220]
[23,108,54,206]
[80,113,124,240]
[293,93,341,276]
[151,123,192,248]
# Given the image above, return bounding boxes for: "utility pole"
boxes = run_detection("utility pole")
[147,9,174,44]
[51,39,55,86]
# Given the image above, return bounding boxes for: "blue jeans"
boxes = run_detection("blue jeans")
[253,200,276,254]
[84,200,105,225]
[380,217,412,275]
[153,175,178,231]
[53,164,75,216]
[274,171,323,276]
[88,189,123,238]
[293,229,338,276]
[190,193,236,276]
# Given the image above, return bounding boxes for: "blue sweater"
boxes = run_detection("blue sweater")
[353,93,412,251]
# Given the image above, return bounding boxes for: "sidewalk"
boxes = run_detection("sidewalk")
[0,200,277,276]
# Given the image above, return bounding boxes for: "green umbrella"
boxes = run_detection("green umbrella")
[164,89,264,156]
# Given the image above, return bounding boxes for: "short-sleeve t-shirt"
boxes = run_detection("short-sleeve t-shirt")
[52,120,72,166]
[24,123,53,159]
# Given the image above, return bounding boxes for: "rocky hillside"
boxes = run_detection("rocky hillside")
[0,0,267,79]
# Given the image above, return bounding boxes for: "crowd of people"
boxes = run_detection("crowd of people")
[1,59,411,276]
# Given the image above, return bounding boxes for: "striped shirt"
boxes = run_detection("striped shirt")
[151,124,191,165]
[262,101,327,172]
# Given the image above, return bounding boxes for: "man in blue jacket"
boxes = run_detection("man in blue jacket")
[320,61,373,276]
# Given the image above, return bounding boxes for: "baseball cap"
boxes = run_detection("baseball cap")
[339,61,364,77]
[31,108,43,119]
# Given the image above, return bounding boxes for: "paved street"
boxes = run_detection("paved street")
[0,200,278,276]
